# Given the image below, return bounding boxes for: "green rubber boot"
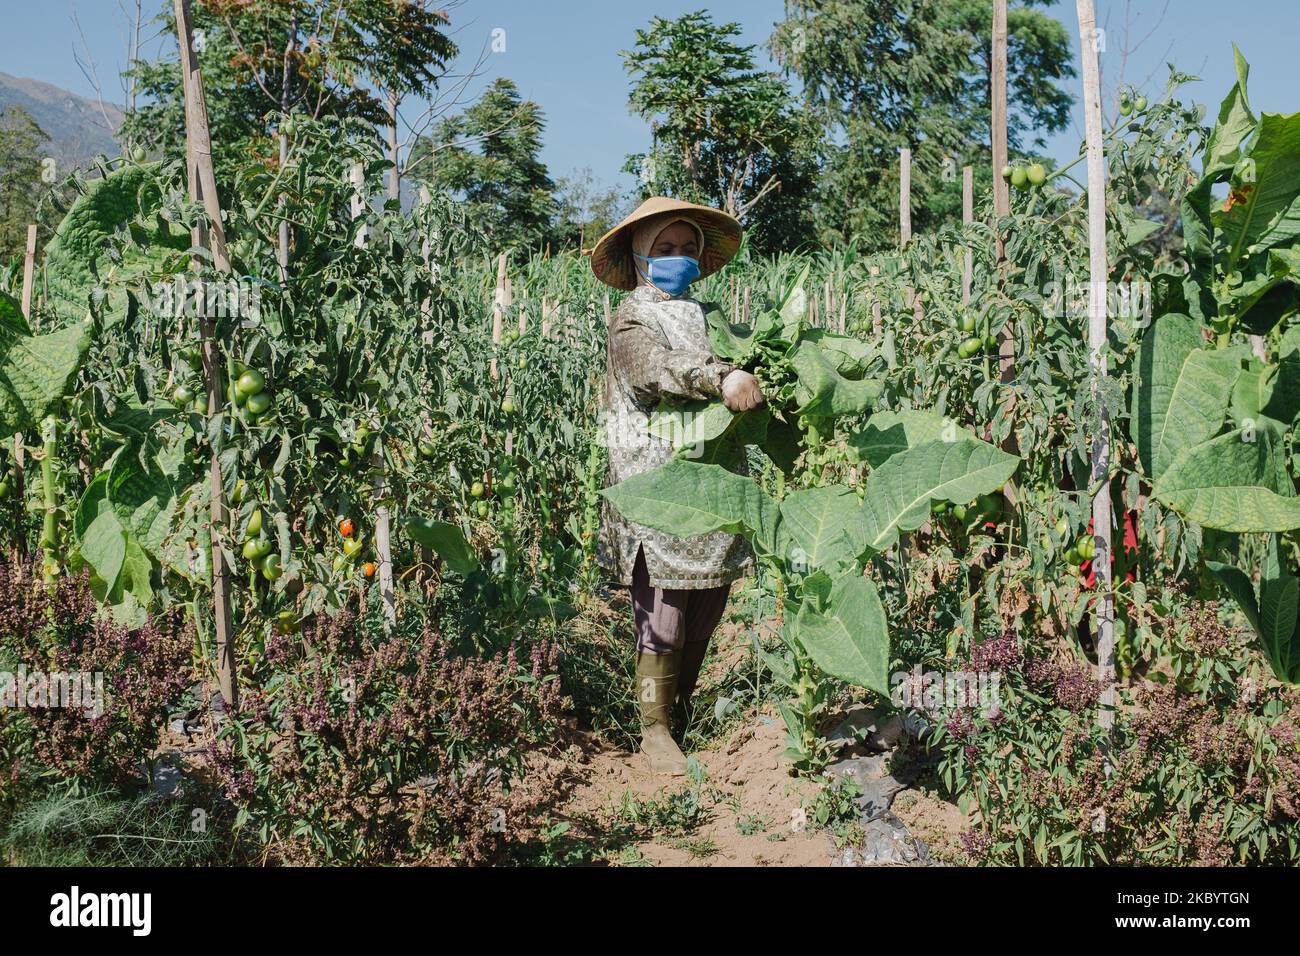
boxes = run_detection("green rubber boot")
[673,640,710,735]
[636,651,687,776]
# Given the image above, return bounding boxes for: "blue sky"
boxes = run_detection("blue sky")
[3,0,1297,195]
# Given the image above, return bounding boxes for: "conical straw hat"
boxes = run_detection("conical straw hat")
[589,196,742,291]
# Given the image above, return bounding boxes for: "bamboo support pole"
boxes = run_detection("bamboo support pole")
[962,166,974,306]
[175,0,236,710]
[349,161,396,628]
[1076,0,1116,736]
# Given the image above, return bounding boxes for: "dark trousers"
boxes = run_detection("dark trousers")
[630,547,730,655]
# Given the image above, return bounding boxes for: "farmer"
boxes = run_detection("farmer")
[590,197,765,775]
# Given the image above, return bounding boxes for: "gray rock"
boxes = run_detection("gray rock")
[150,760,185,799]
[855,775,909,823]
[856,813,932,865]
[825,705,880,749]
[825,754,889,789]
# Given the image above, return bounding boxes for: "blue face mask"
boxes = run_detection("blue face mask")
[635,254,701,297]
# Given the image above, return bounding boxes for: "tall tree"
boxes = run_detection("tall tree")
[121,0,456,182]
[0,107,49,264]
[770,0,1075,246]
[553,168,626,252]
[622,11,818,252]
[408,78,557,258]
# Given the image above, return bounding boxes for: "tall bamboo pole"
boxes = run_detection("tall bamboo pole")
[175,0,236,710]
[13,224,38,545]
[20,224,36,323]
[350,162,396,627]
[899,148,912,245]
[961,166,974,306]
[1076,0,1115,734]
[991,0,1010,259]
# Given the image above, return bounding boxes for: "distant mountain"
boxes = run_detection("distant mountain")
[0,72,122,169]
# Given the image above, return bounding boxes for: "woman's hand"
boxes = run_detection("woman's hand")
[721,370,765,412]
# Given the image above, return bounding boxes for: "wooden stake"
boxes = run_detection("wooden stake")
[174,0,236,711]
[991,0,1010,259]
[349,161,396,629]
[491,254,505,380]
[899,148,912,245]
[20,224,36,326]
[1076,0,1116,736]
[870,265,882,337]
[962,166,974,306]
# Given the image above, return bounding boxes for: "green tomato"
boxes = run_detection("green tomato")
[476,501,490,518]
[231,479,249,505]
[501,400,515,415]
[951,504,967,522]
[1078,535,1096,561]
[985,334,999,352]
[131,145,146,163]
[1065,546,1082,566]
[356,425,371,443]
[1134,95,1147,112]
[246,508,263,539]
[173,385,195,405]
[191,394,208,414]
[977,493,1002,518]
[1026,163,1046,186]
[246,392,273,416]
[0,479,10,499]
[418,440,436,459]
[1055,515,1070,537]
[958,337,983,359]
[228,383,247,408]
[931,499,948,515]
[1000,165,1013,180]
[261,554,283,581]
[343,536,364,558]
[242,537,272,561]
[470,481,485,499]
[958,313,977,333]
[332,553,347,572]
[498,474,517,497]
[1118,97,1133,116]
[235,369,266,399]
[1010,166,1028,189]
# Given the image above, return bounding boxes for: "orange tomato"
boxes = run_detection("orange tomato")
[362,562,377,578]
[339,518,354,538]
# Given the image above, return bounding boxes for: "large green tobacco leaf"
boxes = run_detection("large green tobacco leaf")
[109,448,177,558]
[647,399,737,448]
[1202,44,1257,182]
[0,290,30,336]
[789,340,883,417]
[794,574,890,696]
[1215,111,1300,258]
[1259,535,1299,682]
[849,409,972,468]
[802,329,877,377]
[43,165,188,325]
[406,517,478,575]
[601,458,776,544]
[778,486,867,572]
[860,438,1019,554]
[704,305,776,364]
[1132,314,1241,480]
[1206,560,1262,635]
[1153,429,1300,531]
[0,319,92,435]
[647,400,768,459]
[1231,356,1300,433]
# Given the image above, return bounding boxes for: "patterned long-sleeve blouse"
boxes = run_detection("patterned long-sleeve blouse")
[597,284,754,589]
